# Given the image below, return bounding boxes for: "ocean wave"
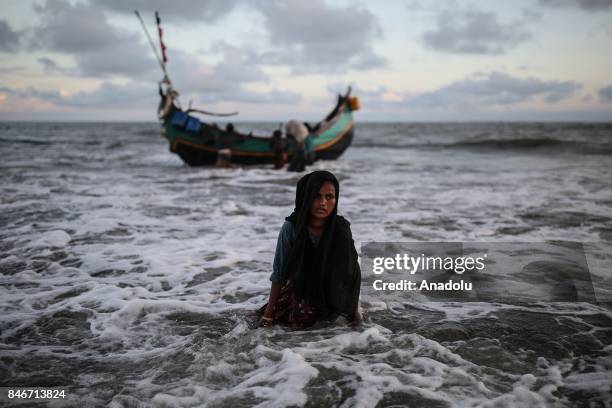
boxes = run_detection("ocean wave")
[354,137,612,154]
[0,137,52,145]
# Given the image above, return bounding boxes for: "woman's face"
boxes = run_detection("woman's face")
[310,181,337,221]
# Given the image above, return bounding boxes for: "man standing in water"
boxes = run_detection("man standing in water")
[270,129,287,169]
[286,120,309,172]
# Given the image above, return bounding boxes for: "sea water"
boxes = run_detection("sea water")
[1,122,611,407]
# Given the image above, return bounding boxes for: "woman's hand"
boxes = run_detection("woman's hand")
[259,282,282,328]
[258,313,274,327]
[350,309,363,327]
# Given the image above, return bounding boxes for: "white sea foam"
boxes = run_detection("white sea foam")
[31,230,71,248]
[1,122,611,406]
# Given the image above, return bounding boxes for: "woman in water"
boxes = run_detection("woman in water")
[258,170,362,328]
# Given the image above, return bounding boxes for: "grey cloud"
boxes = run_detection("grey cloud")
[57,82,154,107]
[27,0,383,79]
[407,72,581,108]
[98,1,385,71]
[422,11,532,55]
[538,0,612,11]
[0,86,63,102]
[211,89,302,104]
[1,82,154,108]
[209,45,269,85]
[30,0,156,78]
[0,65,25,74]
[75,40,157,78]
[37,57,75,75]
[100,0,241,23]
[599,85,612,102]
[345,50,386,71]
[169,47,268,94]
[153,48,300,105]
[2,80,300,109]
[0,20,21,52]
[38,57,59,72]
[326,82,386,99]
[32,0,118,53]
[255,0,385,72]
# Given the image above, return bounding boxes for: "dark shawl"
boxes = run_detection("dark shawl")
[285,171,361,320]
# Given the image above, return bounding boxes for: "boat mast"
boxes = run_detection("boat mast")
[134,10,170,84]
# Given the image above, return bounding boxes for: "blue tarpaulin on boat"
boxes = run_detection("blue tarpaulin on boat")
[171,111,188,127]
[185,116,201,134]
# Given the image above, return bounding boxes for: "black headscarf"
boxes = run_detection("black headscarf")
[285,171,361,320]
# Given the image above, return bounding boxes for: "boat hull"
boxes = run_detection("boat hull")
[168,123,354,166]
[160,92,356,167]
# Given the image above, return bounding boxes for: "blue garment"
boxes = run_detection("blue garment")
[269,221,321,284]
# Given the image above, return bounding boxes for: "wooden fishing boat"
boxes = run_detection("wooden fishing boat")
[157,87,359,166]
[135,10,359,166]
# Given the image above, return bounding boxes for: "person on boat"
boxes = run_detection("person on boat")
[257,170,362,329]
[286,120,308,172]
[270,129,287,169]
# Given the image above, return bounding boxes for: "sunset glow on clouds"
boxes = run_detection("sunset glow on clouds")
[0,0,611,121]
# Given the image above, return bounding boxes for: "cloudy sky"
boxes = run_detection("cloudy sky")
[1,0,611,121]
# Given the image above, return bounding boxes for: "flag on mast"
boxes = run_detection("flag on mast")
[155,11,167,64]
